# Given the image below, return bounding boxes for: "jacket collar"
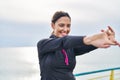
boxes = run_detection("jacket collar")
[50,34,58,38]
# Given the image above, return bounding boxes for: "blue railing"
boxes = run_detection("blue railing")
[74,67,120,80]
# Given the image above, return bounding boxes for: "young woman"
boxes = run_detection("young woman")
[37,11,120,80]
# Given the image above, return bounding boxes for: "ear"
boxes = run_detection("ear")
[51,23,55,29]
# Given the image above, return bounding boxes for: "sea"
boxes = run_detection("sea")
[0,47,120,80]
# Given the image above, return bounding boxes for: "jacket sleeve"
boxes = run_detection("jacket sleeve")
[73,45,97,56]
[37,36,86,55]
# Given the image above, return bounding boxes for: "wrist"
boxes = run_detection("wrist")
[83,36,92,45]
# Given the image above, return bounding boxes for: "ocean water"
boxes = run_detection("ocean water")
[0,47,120,80]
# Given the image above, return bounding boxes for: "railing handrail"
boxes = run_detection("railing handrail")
[74,67,120,77]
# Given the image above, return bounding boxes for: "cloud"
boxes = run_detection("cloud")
[0,0,120,23]
[0,0,120,47]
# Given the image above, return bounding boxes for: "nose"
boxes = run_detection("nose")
[63,26,69,32]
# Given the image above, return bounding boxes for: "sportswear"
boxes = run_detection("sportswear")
[37,35,97,80]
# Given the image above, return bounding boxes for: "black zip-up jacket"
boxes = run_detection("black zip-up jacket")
[37,35,97,80]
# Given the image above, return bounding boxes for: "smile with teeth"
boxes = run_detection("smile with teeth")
[61,32,67,36]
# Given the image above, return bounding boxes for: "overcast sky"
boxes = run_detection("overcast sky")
[0,1,120,79]
[0,0,120,47]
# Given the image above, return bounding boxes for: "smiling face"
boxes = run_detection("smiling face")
[51,16,71,37]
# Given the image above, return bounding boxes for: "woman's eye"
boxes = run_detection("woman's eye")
[67,24,71,28]
[59,24,64,27]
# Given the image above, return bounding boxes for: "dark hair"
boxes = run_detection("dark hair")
[51,11,71,23]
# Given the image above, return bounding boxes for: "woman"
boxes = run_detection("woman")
[37,11,120,80]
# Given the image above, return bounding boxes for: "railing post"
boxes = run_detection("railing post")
[110,70,114,80]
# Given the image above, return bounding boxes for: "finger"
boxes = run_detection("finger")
[105,38,117,45]
[114,41,120,47]
[103,44,110,48]
[106,28,115,36]
[108,26,115,33]
[106,29,111,36]
[109,37,116,42]
[101,29,105,32]
[108,40,120,46]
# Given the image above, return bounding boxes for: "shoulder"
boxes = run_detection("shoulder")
[37,38,53,47]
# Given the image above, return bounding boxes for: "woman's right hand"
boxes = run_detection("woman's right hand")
[84,26,120,48]
[101,26,120,47]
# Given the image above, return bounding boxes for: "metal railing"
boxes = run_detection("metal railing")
[74,67,120,80]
